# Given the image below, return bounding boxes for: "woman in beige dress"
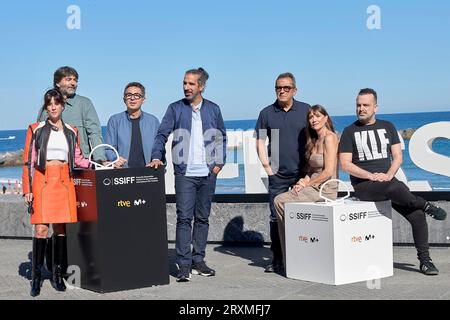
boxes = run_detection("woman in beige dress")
[274,104,339,270]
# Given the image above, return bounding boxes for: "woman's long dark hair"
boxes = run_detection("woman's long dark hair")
[42,88,65,111]
[304,104,336,161]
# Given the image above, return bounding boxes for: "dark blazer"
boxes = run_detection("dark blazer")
[151,98,227,175]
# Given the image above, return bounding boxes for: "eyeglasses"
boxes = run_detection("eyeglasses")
[124,93,144,100]
[275,86,295,92]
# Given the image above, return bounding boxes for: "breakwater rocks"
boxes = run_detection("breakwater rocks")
[398,128,416,140]
[0,150,23,167]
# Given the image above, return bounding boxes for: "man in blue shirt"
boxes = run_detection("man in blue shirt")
[105,82,160,167]
[255,72,310,274]
[150,68,227,282]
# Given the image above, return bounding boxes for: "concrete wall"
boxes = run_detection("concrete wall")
[1,195,449,245]
[0,195,30,237]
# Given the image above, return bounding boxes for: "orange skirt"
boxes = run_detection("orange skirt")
[30,163,78,225]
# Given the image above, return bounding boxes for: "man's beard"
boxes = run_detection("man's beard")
[60,88,76,98]
[357,114,373,123]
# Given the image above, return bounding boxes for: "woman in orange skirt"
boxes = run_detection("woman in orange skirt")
[22,88,91,297]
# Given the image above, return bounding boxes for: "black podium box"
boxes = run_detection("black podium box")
[67,166,169,293]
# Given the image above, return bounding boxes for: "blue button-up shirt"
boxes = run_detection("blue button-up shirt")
[186,101,209,176]
[105,110,160,167]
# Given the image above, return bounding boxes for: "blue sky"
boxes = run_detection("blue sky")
[0,1,449,130]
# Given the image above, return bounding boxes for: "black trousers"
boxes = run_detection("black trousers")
[268,174,298,262]
[353,178,430,262]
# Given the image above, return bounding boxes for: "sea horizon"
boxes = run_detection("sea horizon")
[0,110,449,132]
[1,111,449,192]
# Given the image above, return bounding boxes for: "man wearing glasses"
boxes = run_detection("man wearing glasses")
[105,82,160,167]
[255,72,310,274]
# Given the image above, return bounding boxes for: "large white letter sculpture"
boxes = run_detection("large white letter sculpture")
[409,122,450,178]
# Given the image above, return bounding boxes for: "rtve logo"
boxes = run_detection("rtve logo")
[340,211,368,221]
[298,235,319,243]
[351,234,376,243]
[117,199,147,208]
[289,212,312,220]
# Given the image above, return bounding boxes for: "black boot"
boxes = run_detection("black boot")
[62,235,68,280]
[30,238,46,297]
[265,221,284,273]
[45,237,53,275]
[51,235,66,292]
[46,235,68,279]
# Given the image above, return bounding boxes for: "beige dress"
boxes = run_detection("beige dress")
[274,153,338,265]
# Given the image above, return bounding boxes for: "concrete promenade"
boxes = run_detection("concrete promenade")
[1,239,449,300]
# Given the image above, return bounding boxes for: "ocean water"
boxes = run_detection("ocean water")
[1,111,449,192]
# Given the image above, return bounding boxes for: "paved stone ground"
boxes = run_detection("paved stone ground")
[0,239,449,300]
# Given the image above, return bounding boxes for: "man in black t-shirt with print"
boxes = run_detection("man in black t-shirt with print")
[339,88,447,276]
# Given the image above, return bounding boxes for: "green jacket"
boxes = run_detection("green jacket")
[37,94,106,161]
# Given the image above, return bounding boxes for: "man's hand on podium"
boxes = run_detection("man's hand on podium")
[147,159,164,169]
[90,159,106,169]
[114,157,127,168]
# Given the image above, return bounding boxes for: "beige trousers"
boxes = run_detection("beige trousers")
[274,185,337,265]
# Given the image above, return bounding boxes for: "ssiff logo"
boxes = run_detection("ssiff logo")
[114,177,136,185]
[340,211,368,221]
[104,177,136,186]
[289,212,312,220]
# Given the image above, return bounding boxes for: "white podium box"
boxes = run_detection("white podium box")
[285,200,393,285]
